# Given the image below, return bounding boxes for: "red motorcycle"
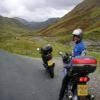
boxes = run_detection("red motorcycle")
[59,52,97,100]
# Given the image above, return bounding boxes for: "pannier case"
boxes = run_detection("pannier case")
[72,56,97,73]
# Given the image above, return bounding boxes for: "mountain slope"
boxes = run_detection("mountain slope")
[0,16,27,29]
[39,0,100,37]
[0,16,32,42]
[14,17,60,30]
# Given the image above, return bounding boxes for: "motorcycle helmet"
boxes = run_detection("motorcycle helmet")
[72,28,83,42]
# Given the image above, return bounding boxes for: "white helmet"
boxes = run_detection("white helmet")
[72,28,83,36]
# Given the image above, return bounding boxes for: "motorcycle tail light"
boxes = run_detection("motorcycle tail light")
[79,77,90,82]
[84,77,90,82]
[79,77,84,82]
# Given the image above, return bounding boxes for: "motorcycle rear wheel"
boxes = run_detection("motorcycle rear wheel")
[66,94,89,100]
[49,67,54,78]
[78,96,89,100]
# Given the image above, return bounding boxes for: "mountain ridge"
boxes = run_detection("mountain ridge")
[38,0,100,37]
[14,17,60,30]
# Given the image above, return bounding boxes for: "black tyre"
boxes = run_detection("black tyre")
[49,67,54,78]
[86,95,95,100]
[78,96,87,100]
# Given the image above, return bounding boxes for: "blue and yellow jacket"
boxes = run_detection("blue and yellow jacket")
[73,41,86,57]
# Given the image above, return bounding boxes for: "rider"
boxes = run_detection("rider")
[58,28,86,100]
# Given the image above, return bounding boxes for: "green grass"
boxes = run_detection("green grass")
[90,7,100,18]
[87,51,100,60]
[84,27,100,41]
[0,35,100,60]
[0,4,100,59]
[0,24,99,59]
[0,36,71,57]
[0,37,40,57]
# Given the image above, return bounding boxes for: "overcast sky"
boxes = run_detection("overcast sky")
[0,0,83,22]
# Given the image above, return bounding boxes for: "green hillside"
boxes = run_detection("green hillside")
[0,16,32,40]
[0,16,67,57]
[39,0,100,39]
[37,0,100,58]
[0,16,37,56]
[0,0,100,59]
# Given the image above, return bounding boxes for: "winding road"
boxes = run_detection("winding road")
[0,50,99,100]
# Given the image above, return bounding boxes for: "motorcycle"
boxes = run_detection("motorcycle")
[59,52,97,100]
[37,46,55,78]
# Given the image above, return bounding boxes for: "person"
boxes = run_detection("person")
[58,28,86,100]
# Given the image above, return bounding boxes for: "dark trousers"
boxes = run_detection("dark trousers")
[59,74,70,100]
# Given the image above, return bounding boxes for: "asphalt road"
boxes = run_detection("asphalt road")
[0,50,100,100]
[0,50,64,100]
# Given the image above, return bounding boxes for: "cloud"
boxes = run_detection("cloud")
[0,0,83,22]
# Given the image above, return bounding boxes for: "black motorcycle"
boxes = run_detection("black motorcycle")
[37,45,55,78]
[59,52,97,100]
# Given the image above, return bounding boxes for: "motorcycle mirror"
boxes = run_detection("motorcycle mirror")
[37,48,40,51]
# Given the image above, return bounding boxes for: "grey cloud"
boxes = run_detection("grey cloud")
[0,0,83,21]
[22,0,83,11]
[46,0,83,9]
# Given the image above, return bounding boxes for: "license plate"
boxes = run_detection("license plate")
[78,85,88,96]
[48,60,54,67]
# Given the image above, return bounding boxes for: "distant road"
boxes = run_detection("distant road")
[0,50,99,100]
